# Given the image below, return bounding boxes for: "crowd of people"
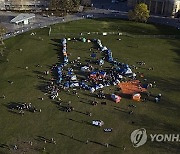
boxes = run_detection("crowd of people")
[8,102,41,115]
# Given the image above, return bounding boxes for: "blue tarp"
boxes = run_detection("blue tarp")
[91,53,96,58]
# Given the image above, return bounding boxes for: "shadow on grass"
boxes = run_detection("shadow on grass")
[146,75,180,110]
[168,39,180,66]
[132,113,180,132]
[35,136,54,144]
[91,18,180,35]
[0,144,10,150]
[74,110,87,115]
[58,132,85,144]
[35,81,49,93]
[148,140,180,153]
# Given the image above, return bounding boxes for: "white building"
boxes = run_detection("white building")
[10,13,35,25]
[0,0,91,11]
[0,0,49,10]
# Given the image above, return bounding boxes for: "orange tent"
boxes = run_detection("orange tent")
[132,93,141,101]
[118,80,147,95]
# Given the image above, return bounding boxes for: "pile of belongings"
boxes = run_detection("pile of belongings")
[104,128,113,132]
[90,71,106,81]
[81,66,91,72]
[92,120,104,127]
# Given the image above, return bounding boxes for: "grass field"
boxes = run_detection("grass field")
[0,18,180,154]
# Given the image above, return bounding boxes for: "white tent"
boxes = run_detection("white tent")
[81,66,90,72]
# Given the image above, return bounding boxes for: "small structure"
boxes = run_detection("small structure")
[11,13,35,25]
[132,93,141,102]
[111,94,121,103]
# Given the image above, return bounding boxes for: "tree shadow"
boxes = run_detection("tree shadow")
[33,70,45,76]
[51,39,61,44]
[148,140,180,153]
[132,113,180,132]
[0,144,10,150]
[35,136,53,144]
[58,132,85,144]
[168,39,180,66]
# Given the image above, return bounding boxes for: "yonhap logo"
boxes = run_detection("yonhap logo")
[131,128,147,147]
[131,128,180,148]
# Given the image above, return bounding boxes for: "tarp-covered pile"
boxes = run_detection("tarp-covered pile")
[118,80,147,95]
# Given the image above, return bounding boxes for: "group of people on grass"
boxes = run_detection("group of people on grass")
[9,102,41,115]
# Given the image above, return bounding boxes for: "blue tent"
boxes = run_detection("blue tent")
[98,59,104,65]
[62,38,67,44]
[99,71,106,76]
[67,71,73,76]
[64,82,70,88]
[91,53,96,58]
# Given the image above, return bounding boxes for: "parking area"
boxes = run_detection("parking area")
[0,11,66,39]
[92,0,129,12]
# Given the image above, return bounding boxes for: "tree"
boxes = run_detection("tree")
[73,0,80,7]
[60,0,74,12]
[49,0,59,10]
[81,0,91,6]
[0,25,6,45]
[128,3,150,23]
[50,0,80,12]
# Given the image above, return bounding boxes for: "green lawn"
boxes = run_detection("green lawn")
[0,19,180,154]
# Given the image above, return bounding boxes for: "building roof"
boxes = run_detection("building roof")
[11,13,35,23]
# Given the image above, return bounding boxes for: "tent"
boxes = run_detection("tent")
[71,75,77,81]
[81,66,90,72]
[90,72,97,78]
[99,71,106,78]
[91,53,96,58]
[132,93,141,101]
[64,82,70,88]
[62,38,67,44]
[90,87,95,93]
[124,68,133,75]
[82,37,86,42]
[101,46,108,51]
[111,94,121,103]
[70,82,79,87]
[98,59,104,65]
